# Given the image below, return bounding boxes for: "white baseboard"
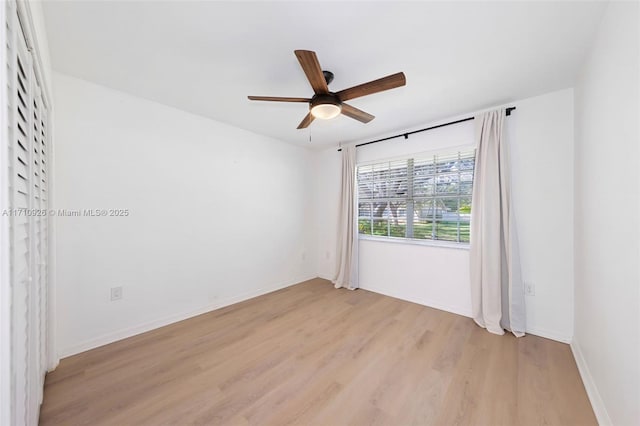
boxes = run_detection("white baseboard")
[57,275,317,359]
[525,326,572,344]
[358,284,473,319]
[47,357,59,373]
[570,339,612,426]
[59,275,575,360]
[360,285,572,344]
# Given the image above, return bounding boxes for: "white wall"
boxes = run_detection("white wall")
[509,89,575,341]
[53,73,318,357]
[316,88,575,342]
[573,1,639,425]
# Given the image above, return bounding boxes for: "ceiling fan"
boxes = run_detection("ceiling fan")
[248,50,406,129]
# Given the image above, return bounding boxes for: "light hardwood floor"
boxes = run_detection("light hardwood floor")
[40,278,596,426]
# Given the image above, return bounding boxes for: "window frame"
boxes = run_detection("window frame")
[356,146,475,249]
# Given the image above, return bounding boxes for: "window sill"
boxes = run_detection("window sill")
[358,235,471,250]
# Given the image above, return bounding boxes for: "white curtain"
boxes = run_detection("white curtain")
[470,109,525,337]
[333,145,359,290]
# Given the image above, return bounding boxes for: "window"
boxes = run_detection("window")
[357,149,475,244]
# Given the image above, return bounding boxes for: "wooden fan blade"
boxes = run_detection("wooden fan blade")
[248,96,311,102]
[297,112,315,129]
[341,103,375,123]
[294,50,329,95]
[336,72,406,101]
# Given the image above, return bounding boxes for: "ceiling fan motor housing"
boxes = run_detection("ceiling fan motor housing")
[311,94,341,108]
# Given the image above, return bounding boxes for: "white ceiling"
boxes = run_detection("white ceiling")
[42,1,607,148]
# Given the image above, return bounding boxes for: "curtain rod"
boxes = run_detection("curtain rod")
[337,106,516,152]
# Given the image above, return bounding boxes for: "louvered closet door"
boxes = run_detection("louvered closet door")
[6,4,49,424]
[10,29,35,426]
[31,75,48,406]
[30,74,43,409]
[36,88,49,383]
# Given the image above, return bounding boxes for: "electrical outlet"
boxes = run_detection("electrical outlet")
[110,286,123,301]
[524,281,535,296]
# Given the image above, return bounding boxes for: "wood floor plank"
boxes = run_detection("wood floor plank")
[40,278,597,426]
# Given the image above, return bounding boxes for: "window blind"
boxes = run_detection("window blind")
[357,149,475,243]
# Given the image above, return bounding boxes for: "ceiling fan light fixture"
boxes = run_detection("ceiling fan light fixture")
[310,94,342,120]
[311,103,341,120]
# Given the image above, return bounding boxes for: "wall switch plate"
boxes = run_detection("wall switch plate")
[110,286,123,301]
[525,281,535,296]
